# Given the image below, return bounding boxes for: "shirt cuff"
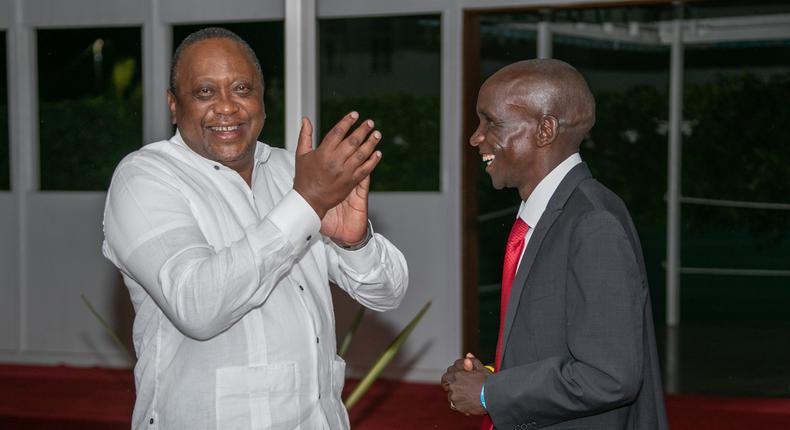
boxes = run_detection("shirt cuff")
[266,189,321,252]
[332,223,380,273]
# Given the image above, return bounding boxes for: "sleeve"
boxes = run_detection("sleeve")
[102,163,320,341]
[486,210,646,429]
[323,222,409,312]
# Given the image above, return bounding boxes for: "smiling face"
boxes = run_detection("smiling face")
[167,37,265,175]
[469,59,596,200]
[469,73,541,197]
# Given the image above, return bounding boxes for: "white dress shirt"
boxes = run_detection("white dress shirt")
[516,153,582,268]
[102,131,408,430]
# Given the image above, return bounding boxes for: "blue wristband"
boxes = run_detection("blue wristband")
[480,383,487,410]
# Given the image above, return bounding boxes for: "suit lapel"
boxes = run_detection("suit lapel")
[500,163,593,364]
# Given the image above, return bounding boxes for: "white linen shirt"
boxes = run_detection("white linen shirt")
[102,131,408,430]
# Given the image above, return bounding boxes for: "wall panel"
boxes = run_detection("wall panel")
[24,193,129,366]
[0,194,19,350]
[161,0,283,24]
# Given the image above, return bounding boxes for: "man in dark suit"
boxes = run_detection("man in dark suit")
[441,59,668,429]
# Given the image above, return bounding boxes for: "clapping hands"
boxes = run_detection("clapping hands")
[440,353,492,416]
[293,112,382,246]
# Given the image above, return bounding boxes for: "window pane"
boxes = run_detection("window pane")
[38,27,143,191]
[681,1,790,321]
[319,15,441,191]
[0,31,8,190]
[173,22,285,148]
[553,5,672,323]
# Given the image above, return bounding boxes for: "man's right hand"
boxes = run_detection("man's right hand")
[293,112,382,219]
[441,352,491,416]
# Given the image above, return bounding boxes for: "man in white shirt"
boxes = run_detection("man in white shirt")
[441,59,666,429]
[102,27,408,429]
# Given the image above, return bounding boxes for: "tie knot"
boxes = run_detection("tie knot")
[507,218,529,243]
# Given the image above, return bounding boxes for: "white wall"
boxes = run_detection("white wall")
[23,194,128,364]
[0,194,20,351]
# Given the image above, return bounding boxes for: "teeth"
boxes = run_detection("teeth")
[211,125,239,132]
[482,154,495,166]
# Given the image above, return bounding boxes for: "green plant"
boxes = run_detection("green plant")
[343,301,431,410]
[80,293,133,359]
[338,306,365,358]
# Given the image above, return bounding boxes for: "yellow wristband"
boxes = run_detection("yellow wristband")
[484,365,495,373]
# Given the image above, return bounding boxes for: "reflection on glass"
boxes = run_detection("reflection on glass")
[681,1,790,321]
[319,15,441,191]
[173,22,285,148]
[0,31,8,190]
[38,27,142,191]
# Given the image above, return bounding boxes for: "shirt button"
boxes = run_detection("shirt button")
[306,235,312,241]
[316,337,320,344]
[149,418,154,424]
[298,285,304,291]
[213,165,220,170]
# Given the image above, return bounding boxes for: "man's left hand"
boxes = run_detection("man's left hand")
[320,175,370,246]
[440,353,490,416]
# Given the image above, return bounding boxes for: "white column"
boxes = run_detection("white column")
[143,0,172,144]
[8,0,38,351]
[537,10,552,59]
[666,9,684,326]
[284,0,317,152]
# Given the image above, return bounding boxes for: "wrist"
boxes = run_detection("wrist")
[480,382,488,411]
[293,187,327,219]
[333,221,373,250]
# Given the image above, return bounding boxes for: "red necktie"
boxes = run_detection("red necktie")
[482,218,529,430]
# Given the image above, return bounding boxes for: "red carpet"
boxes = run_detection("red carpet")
[1,365,789,429]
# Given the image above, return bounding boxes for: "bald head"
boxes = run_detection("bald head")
[486,59,595,146]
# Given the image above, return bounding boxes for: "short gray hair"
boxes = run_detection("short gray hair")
[169,27,264,93]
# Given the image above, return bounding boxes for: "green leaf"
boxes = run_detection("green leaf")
[80,293,134,360]
[344,301,431,410]
[338,306,365,358]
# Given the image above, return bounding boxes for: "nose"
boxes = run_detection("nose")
[212,91,239,116]
[469,126,484,147]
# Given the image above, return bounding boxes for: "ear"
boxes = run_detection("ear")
[166,90,178,125]
[536,114,559,147]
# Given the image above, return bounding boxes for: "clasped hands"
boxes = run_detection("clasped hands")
[441,352,492,416]
[293,112,381,247]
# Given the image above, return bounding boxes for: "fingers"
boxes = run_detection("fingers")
[463,358,474,372]
[463,352,486,371]
[451,358,467,370]
[296,117,313,156]
[352,150,382,182]
[351,129,381,164]
[344,119,376,151]
[322,111,360,149]
[441,369,456,391]
[333,119,378,166]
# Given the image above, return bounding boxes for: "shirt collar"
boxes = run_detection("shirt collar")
[518,153,582,228]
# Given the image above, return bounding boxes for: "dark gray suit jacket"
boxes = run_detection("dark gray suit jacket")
[486,163,668,430]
